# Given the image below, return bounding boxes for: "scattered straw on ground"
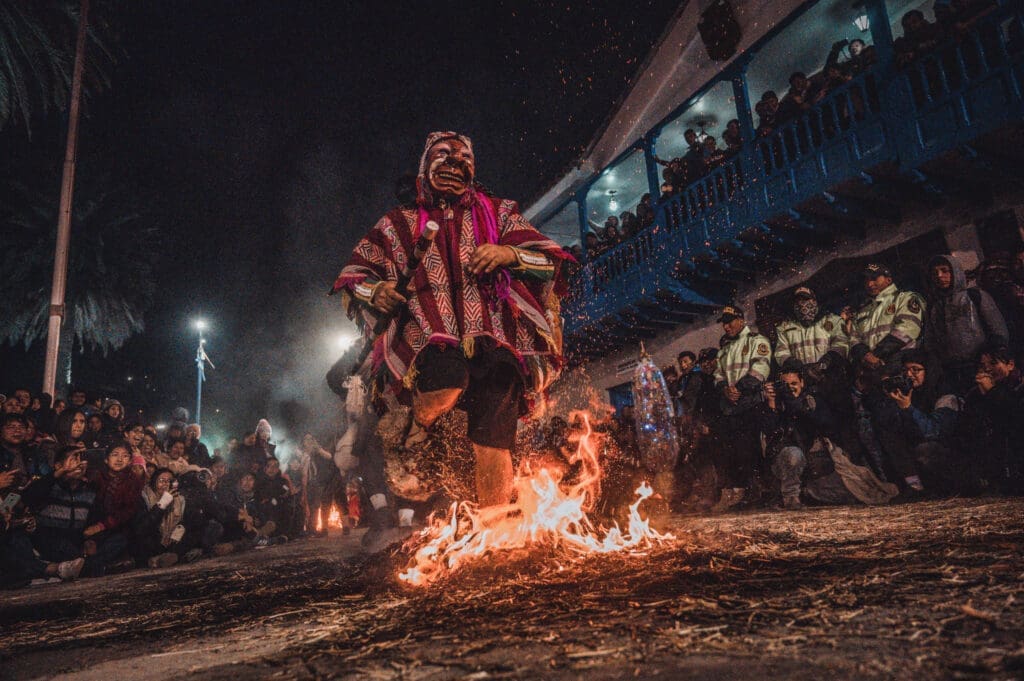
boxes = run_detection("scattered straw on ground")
[2,497,1022,680]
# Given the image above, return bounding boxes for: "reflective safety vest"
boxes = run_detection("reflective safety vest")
[715,325,771,387]
[852,284,925,352]
[774,313,850,366]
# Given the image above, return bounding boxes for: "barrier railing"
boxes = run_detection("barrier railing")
[564,4,1024,335]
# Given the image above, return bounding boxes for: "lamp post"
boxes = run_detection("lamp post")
[193,319,210,425]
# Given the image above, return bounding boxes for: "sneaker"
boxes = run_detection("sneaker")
[183,548,204,563]
[57,557,85,581]
[272,535,288,545]
[147,552,179,569]
[711,487,745,513]
[253,535,272,550]
[210,542,235,557]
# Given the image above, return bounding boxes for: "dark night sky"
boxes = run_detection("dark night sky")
[1,0,680,443]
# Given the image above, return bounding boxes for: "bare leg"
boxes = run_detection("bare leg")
[473,443,513,507]
[405,388,463,448]
[412,388,462,427]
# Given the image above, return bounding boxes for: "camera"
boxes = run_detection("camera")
[763,379,792,400]
[882,374,914,395]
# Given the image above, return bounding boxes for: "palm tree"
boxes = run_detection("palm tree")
[0,174,162,391]
[0,0,114,135]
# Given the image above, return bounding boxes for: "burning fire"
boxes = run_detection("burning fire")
[316,506,345,532]
[399,411,674,587]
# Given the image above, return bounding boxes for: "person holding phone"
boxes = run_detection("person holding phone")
[20,447,96,573]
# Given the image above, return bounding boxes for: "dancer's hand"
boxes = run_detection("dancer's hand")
[370,281,407,314]
[469,244,516,275]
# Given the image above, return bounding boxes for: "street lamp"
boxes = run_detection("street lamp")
[192,319,214,425]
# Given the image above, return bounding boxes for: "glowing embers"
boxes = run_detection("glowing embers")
[398,412,674,587]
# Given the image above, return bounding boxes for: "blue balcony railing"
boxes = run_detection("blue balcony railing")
[564,3,1024,343]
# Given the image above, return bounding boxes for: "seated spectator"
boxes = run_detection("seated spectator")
[209,455,228,490]
[139,430,160,468]
[875,350,962,495]
[233,420,276,476]
[1,503,85,588]
[923,254,1008,393]
[83,441,143,576]
[102,399,125,438]
[22,448,98,575]
[157,438,194,476]
[176,468,230,556]
[894,10,944,67]
[1,414,31,491]
[134,468,186,568]
[584,231,601,256]
[960,346,1023,492]
[217,472,277,548]
[976,254,1024,358]
[256,456,296,538]
[39,408,87,470]
[760,363,837,509]
[659,182,674,200]
[84,413,107,450]
[722,119,742,153]
[185,424,212,468]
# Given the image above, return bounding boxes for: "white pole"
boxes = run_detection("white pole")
[42,0,90,397]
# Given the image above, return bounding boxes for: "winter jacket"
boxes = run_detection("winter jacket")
[759,388,838,456]
[851,283,926,361]
[924,255,1008,366]
[774,313,850,366]
[21,473,96,548]
[87,467,144,533]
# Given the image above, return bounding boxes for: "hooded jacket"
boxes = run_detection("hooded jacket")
[924,255,1008,366]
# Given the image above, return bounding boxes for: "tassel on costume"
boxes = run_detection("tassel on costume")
[402,363,419,390]
[461,336,476,358]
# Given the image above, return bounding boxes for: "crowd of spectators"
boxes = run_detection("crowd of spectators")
[0,392,362,588]
[570,0,1011,261]
[583,249,1023,514]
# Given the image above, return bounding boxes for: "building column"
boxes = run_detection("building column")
[642,132,662,204]
[859,0,895,67]
[576,188,590,264]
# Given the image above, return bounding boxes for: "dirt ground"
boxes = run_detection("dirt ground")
[1,497,1022,680]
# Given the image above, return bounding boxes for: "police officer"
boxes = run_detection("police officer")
[774,286,849,370]
[712,305,771,510]
[845,263,926,370]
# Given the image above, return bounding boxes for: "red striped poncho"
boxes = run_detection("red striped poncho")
[333,191,571,398]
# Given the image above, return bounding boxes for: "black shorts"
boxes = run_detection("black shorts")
[414,342,523,450]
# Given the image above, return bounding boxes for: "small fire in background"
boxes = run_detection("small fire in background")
[316,505,345,532]
[314,485,361,532]
[398,411,675,587]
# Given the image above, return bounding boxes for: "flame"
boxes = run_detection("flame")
[315,505,345,532]
[398,411,674,587]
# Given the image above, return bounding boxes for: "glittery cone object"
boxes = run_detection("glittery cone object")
[631,346,680,474]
